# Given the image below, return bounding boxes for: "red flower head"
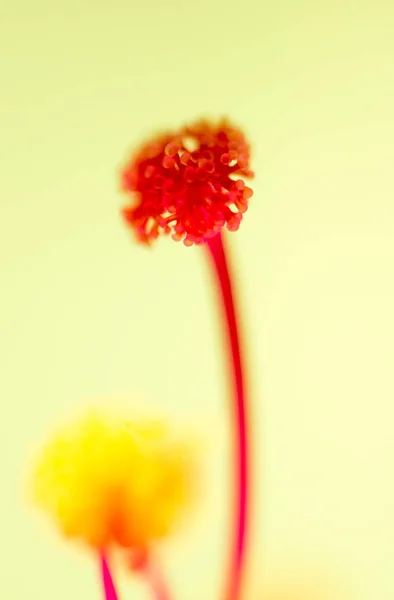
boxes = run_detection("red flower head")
[120,118,254,246]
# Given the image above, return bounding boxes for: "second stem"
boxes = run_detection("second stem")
[206,232,250,600]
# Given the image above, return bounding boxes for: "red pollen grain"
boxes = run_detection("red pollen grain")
[120,119,254,246]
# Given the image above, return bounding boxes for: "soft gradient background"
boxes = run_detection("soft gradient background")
[1,1,393,599]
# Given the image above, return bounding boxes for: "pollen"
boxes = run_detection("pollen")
[31,410,193,552]
[120,118,254,246]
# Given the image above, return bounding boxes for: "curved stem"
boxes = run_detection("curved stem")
[206,232,250,600]
[100,553,119,600]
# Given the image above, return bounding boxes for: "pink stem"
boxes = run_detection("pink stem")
[100,549,173,600]
[206,232,250,600]
[143,555,173,600]
[100,553,119,600]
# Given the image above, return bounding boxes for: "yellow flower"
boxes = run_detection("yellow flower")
[31,409,194,551]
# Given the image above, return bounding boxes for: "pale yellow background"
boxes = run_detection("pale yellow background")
[1,1,393,599]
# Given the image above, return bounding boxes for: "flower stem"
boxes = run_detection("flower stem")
[143,554,173,600]
[100,553,119,600]
[100,551,174,600]
[206,232,250,600]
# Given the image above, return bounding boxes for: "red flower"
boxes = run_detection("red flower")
[119,116,255,600]
[120,119,254,246]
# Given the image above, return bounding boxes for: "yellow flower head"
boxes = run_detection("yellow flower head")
[31,409,194,551]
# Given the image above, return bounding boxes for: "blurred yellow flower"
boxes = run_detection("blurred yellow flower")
[31,409,194,551]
